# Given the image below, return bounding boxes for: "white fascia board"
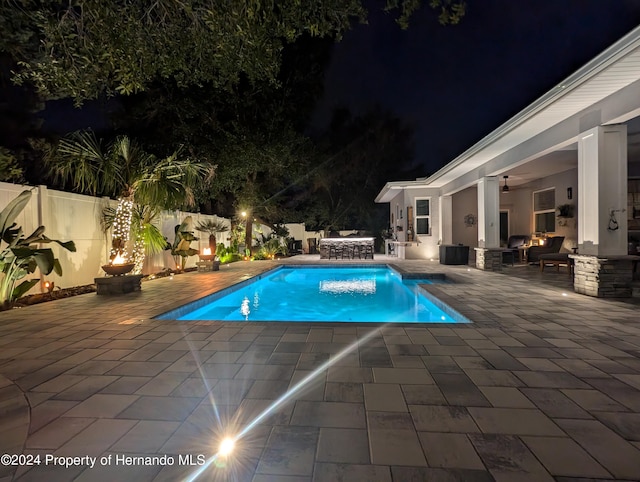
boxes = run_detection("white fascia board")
[422,25,640,188]
[439,76,640,196]
[375,180,441,203]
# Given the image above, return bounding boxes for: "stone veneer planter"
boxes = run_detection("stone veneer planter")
[95,274,143,295]
[570,254,639,298]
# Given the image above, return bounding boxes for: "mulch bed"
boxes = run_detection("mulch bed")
[5,267,198,310]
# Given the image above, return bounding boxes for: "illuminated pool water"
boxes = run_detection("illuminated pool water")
[158,265,468,323]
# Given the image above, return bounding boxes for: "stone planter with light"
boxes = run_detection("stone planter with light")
[95,254,142,295]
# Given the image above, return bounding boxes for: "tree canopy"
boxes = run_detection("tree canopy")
[41,131,213,209]
[1,0,465,104]
[294,107,421,232]
[1,0,465,235]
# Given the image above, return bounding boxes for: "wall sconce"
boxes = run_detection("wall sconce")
[567,187,573,200]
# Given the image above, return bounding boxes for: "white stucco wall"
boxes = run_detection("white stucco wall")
[385,188,441,259]
[516,168,578,251]
[382,167,580,257]
[452,187,478,248]
[500,186,532,240]
[284,223,305,243]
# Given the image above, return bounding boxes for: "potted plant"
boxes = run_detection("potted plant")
[557,204,574,218]
[171,216,199,270]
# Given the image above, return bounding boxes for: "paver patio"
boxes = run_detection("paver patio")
[1,256,639,481]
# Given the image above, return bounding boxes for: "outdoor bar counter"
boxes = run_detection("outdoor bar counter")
[319,237,375,259]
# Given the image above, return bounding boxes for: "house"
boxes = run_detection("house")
[375,25,640,297]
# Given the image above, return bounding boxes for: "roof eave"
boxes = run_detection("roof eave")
[421,24,640,187]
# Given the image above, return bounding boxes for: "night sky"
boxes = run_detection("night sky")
[27,1,640,180]
[311,0,640,176]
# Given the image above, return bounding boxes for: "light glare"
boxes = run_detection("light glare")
[219,437,235,456]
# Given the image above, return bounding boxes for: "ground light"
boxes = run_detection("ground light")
[183,325,386,481]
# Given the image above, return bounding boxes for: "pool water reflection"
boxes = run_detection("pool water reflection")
[159,266,468,323]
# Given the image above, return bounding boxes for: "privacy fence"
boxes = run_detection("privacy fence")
[0,182,232,293]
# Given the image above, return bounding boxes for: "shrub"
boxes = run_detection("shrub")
[0,190,76,309]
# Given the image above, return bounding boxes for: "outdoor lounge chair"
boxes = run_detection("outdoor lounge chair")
[539,252,573,275]
[503,235,530,264]
[527,236,565,263]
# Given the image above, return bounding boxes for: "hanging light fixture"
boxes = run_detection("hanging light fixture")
[502,175,510,193]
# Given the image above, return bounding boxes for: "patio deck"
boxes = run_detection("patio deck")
[1,256,639,481]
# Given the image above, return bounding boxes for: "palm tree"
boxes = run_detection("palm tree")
[102,205,169,274]
[44,130,214,272]
[195,219,229,255]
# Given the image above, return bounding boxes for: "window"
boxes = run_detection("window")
[533,188,555,233]
[415,198,430,235]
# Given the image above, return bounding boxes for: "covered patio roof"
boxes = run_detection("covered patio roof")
[376,24,640,202]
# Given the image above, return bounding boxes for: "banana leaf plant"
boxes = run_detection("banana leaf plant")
[171,216,198,270]
[0,190,76,309]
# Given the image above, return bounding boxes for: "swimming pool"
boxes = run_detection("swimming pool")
[158,265,468,323]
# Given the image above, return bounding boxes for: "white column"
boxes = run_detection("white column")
[577,125,627,256]
[439,195,453,245]
[477,177,500,248]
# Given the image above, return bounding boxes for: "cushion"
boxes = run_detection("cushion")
[507,235,530,249]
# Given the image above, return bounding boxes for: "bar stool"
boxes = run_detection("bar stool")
[363,244,374,259]
[328,244,339,259]
[342,242,353,259]
[352,243,362,259]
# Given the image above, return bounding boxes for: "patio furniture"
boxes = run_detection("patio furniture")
[439,245,470,265]
[320,237,375,259]
[500,248,516,266]
[527,236,565,263]
[288,239,303,255]
[308,238,318,254]
[539,253,573,275]
[362,243,374,259]
[503,235,530,263]
[328,243,343,259]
